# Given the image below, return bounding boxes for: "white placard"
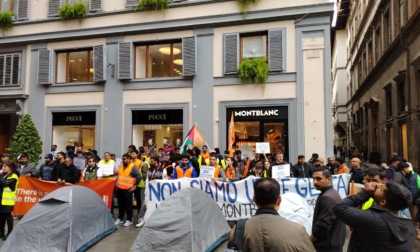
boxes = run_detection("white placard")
[255,142,270,154]
[199,166,215,179]
[73,158,85,170]
[98,163,114,176]
[271,164,291,179]
[114,158,122,172]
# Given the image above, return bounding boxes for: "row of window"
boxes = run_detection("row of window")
[1,29,284,86]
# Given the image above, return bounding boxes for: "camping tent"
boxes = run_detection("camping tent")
[131,188,230,252]
[1,186,117,252]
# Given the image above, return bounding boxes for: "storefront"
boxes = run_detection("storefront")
[226,106,289,159]
[132,109,184,155]
[52,111,96,152]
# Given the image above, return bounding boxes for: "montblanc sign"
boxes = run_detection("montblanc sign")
[235,110,279,117]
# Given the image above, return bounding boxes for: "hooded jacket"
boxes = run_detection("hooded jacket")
[332,190,416,252]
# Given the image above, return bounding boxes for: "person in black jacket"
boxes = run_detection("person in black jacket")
[291,155,312,178]
[310,166,346,251]
[333,181,416,251]
[56,157,80,184]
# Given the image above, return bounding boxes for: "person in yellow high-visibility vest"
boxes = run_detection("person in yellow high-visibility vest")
[0,160,19,240]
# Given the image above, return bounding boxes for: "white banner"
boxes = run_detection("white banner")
[145,174,351,221]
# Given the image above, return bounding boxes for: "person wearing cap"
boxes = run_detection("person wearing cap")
[17,153,36,177]
[37,154,57,181]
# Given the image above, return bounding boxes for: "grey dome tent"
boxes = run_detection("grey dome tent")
[1,186,117,252]
[130,188,230,252]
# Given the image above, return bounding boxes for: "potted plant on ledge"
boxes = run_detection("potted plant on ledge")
[59,2,88,21]
[134,0,169,11]
[238,57,269,87]
[0,11,15,32]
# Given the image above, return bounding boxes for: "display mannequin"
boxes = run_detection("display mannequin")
[147,139,156,157]
[176,138,181,147]
[163,138,171,153]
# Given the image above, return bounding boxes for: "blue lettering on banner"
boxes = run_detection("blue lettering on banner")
[190,180,199,189]
[336,175,348,195]
[205,181,214,199]
[244,179,254,202]
[214,182,226,202]
[295,178,308,198]
[149,182,161,201]
[227,183,238,203]
[281,178,290,194]
[172,181,181,195]
[161,183,173,200]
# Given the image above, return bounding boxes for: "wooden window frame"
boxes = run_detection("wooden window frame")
[55,49,93,84]
[0,0,14,11]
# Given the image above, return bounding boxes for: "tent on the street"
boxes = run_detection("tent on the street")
[1,186,117,252]
[131,188,230,252]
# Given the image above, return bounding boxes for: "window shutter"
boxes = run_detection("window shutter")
[48,0,60,17]
[118,42,133,80]
[223,33,239,75]
[126,0,138,7]
[0,55,4,85]
[182,36,196,76]
[16,0,29,20]
[268,29,284,71]
[5,55,11,85]
[93,45,107,82]
[38,49,52,85]
[89,0,102,12]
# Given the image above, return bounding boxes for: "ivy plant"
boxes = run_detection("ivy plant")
[59,2,88,21]
[134,0,169,11]
[6,114,43,166]
[237,0,259,18]
[238,57,269,86]
[0,11,15,31]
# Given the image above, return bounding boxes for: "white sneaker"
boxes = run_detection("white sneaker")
[114,219,124,225]
[136,220,145,228]
[123,220,132,227]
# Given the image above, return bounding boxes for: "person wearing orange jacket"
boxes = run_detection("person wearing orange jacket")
[114,154,141,227]
[172,155,197,179]
[208,155,226,182]
[225,157,240,182]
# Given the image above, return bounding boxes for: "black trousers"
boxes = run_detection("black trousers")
[116,188,133,221]
[0,212,13,236]
[133,187,141,214]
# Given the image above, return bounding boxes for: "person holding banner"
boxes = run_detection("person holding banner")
[208,156,226,182]
[0,161,19,240]
[227,178,315,251]
[172,155,197,179]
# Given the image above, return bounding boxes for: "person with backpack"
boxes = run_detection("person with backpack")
[227,178,315,251]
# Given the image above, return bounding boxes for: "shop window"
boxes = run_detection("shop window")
[52,111,96,152]
[0,53,20,87]
[400,123,408,160]
[56,50,93,83]
[1,0,28,20]
[134,42,183,78]
[131,109,184,156]
[224,29,284,75]
[240,33,267,60]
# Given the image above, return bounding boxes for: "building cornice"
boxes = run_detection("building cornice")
[0,3,333,46]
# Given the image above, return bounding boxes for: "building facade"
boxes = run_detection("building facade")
[346,0,419,167]
[0,0,334,162]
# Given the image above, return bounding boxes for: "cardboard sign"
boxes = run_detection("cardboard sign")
[98,163,114,176]
[271,164,291,178]
[199,166,215,179]
[255,142,270,154]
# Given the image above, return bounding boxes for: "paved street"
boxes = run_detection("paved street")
[1,218,420,251]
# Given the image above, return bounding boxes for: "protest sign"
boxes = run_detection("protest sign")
[255,142,270,154]
[98,163,115,176]
[271,164,291,178]
[145,174,350,221]
[12,177,115,215]
[199,166,215,179]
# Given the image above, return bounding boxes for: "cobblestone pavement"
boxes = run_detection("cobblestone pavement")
[1,218,420,251]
